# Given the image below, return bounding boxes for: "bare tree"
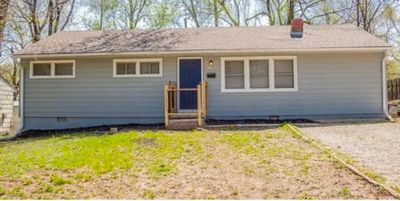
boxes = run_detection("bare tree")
[213,0,219,26]
[86,0,118,30]
[218,0,249,26]
[47,0,76,35]
[9,0,75,42]
[354,0,387,32]
[181,0,202,27]
[0,0,10,55]
[114,0,148,29]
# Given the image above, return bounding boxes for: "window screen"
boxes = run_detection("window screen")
[32,63,51,76]
[250,60,269,89]
[55,63,74,76]
[225,60,245,89]
[140,62,160,74]
[274,60,294,88]
[116,62,136,75]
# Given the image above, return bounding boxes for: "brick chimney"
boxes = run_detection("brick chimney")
[290,18,304,38]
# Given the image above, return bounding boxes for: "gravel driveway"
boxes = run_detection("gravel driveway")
[298,122,400,186]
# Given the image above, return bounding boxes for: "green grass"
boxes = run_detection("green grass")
[393,186,400,194]
[0,127,393,199]
[0,186,5,196]
[0,130,204,178]
[142,189,157,199]
[0,132,137,175]
[339,187,352,197]
[220,129,316,161]
[364,170,386,184]
[50,175,72,186]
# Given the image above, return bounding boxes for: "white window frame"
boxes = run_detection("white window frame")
[30,60,76,79]
[113,58,163,78]
[221,56,298,93]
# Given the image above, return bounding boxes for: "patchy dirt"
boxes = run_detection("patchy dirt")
[0,129,395,199]
[133,137,158,147]
[299,122,400,187]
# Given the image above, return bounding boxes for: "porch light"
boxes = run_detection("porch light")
[208,60,214,68]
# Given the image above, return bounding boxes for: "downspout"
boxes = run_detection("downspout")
[0,59,24,141]
[382,53,394,121]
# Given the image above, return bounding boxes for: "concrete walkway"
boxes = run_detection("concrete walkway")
[299,122,400,186]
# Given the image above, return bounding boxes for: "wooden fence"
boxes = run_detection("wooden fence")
[388,78,400,100]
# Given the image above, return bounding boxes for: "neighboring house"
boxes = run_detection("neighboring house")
[13,20,392,131]
[0,75,15,133]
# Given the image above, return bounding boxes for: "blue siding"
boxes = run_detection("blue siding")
[22,53,384,130]
[203,53,384,119]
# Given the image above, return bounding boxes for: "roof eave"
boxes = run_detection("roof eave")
[13,47,392,59]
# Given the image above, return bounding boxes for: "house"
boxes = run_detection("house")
[13,20,392,131]
[0,75,15,133]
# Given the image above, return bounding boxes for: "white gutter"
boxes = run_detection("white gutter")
[13,47,391,59]
[16,62,24,134]
[382,54,394,121]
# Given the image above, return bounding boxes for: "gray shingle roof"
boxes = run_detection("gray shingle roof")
[14,25,390,56]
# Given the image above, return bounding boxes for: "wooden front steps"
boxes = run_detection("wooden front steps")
[166,118,204,130]
[164,81,208,130]
[166,113,204,130]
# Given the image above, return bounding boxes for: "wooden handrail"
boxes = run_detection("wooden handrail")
[164,85,169,127]
[201,81,207,118]
[164,81,208,127]
[197,84,202,126]
[167,88,198,91]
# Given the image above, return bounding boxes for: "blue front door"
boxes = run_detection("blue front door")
[179,59,202,110]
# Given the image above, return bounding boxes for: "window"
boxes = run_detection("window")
[55,63,74,76]
[225,61,244,89]
[140,62,160,75]
[32,63,51,76]
[116,62,136,75]
[250,60,269,89]
[30,61,75,78]
[275,60,294,88]
[113,59,162,77]
[221,56,297,92]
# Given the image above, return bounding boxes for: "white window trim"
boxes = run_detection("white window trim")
[29,60,76,79]
[113,58,163,78]
[221,56,298,93]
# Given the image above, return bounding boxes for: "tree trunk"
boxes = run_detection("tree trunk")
[265,0,275,25]
[99,0,104,30]
[129,0,135,29]
[363,0,368,31]
[218,0,240,26]
[48,0,55,36]
[30,0,41,42]
[286,0,295,25]
[0,0,10,55]
[213,0,218,27]
[189,0,200,27]
[356,0,361,27]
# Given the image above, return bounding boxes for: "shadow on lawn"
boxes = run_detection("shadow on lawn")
[7,123,164,142]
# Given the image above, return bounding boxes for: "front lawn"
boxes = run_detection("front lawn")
[0,126,393,199]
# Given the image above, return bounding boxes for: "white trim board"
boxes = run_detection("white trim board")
[113,58,163,78]
[221,56,298,93]
[29,60,76,79]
